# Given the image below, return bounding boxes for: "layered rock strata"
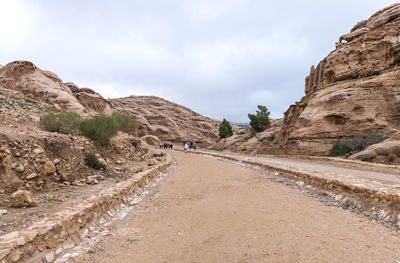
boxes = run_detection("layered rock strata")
[273,4,400,155]
[0,61,112,116]
[111,96,221,146]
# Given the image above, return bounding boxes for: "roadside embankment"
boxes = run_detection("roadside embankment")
[0,155,172,263]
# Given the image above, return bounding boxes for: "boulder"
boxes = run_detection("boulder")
[43,161,56,175]
[9,190,36,207]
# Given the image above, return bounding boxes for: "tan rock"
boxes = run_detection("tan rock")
[26,172,38,180]
[9,190,36,208]
[11,177,22,191]
[147,159,156,166]
[10,251,23,262]
[43,161,56,175]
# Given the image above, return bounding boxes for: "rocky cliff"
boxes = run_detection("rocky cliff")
[224,4,400,156]
[281,4,400,155]
[110,96,220,146]
[0,61,112,116]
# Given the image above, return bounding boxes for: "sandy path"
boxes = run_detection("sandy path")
[76,151,400,263]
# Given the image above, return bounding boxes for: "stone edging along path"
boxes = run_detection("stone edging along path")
[0,155,172,263]
[191,150,400,226]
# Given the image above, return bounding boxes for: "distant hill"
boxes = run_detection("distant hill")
[231,122,249,128]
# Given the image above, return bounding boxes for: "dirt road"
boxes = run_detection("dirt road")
[76,151,400,263]
[201,150,400,194]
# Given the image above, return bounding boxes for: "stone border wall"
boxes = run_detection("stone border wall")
[0,155,172,263]
[195,151,400,214]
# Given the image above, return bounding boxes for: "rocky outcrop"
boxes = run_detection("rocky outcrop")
[110,96,221,146]
[9,190,36,208]
[259,4,400,155]
[0,61,112,116]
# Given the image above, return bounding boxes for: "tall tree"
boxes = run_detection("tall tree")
[248,105,271,132]
[219,118,233,139]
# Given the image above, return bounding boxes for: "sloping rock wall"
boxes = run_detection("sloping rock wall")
[275,4,400,155]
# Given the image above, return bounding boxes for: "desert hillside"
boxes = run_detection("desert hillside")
[0,61,112,116]
[219,3,400,161]
[0,61,221,148]
[111,96,220,146]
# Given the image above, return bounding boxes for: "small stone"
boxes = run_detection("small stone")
[98,158,107,166]
[0,209,7,215]
[93,174,104,181]
[147,159,156,166]
[116,160,122,164]
[63,239,75,250]
[33,148,43,154]
[55,258,69,263]
[55,248,63,255]
[64,181,71,186]
[15,165,24,173]
[44,251,55,262]
[53,159,60,165]
[11,177,22,190]
[87,177,98,185]
[43,161,56,175]
[26,173,38,180]
[9,190,36,208]
[10,251,23,262]
[10,163,16,169]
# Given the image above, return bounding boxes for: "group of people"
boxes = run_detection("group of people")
[183,141,197,153]
[159,141,199,153]
[160,143,174,149]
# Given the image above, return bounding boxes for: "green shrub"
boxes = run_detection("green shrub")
[112,111,137,134]
[152,153,165,158]
[142,147,149,154]
[40,110,81,134]
[248,105,271,132]
[328,142,351,157]
[80,116,118,145]
[331,133,386,156]
[219,118,233,139]
[392,146,400,157]
[84,152,106,170]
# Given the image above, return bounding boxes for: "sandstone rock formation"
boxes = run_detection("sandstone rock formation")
[0,61,112,116]
[224,4,400,156]
[9,190,36,207]
[281,4,400,155]
[110,96,221,146]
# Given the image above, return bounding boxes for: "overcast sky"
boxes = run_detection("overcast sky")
[0,0,398,122]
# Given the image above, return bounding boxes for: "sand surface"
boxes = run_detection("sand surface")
[76,151,400,263]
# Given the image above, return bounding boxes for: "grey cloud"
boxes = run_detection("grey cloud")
[0,0,398,122]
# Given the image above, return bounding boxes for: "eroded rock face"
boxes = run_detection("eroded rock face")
[267,4,400,155]
[110,96,220,146]
[0,61,112,116]
[9,190,36,207]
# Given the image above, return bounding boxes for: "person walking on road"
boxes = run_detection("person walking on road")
[184,143,189,153]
